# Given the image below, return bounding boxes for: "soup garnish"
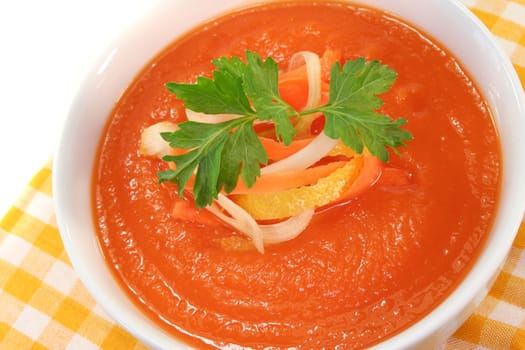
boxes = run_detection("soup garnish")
[140,50,412,251]
[158,51,411,205]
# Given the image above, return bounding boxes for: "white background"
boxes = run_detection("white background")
[0,0,156,216]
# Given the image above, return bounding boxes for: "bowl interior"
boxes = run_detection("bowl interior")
[53,1,525,349]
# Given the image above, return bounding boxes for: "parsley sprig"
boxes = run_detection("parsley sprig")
[159,51,412,208]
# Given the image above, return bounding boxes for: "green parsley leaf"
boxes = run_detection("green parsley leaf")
[218,120,268,194]
[318,59,412,161]
[159,116,265,207]
[166,57,253,115]
[242,51,297,144]
[161,51,413,208]
[159,121,228,206]
[212,55,247,78]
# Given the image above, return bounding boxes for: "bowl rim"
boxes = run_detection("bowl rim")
[53,0,525,349]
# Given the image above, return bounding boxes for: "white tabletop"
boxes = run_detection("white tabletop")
[0,0,156,216]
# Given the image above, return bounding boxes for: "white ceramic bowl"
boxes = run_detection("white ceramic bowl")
[53,0,525,349]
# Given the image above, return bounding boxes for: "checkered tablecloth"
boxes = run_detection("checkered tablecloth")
[1,1,525,349]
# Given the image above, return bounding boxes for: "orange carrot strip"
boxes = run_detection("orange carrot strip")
[278,49,340,110]
[259,136,313,161]
[338,153,382,201]
[230,160,348,194]
[279,65,307,82]
[278,77,310,111]
[278,80,330,112]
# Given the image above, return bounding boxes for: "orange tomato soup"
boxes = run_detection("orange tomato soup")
[93,2,501,348]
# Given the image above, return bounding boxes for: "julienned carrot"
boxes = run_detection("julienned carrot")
[278,79,330,111]
[259,136,313,160]
[230,160,348,194]
[337,153,382,202]
[278,77,310,111]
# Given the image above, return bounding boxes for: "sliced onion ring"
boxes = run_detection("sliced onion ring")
[206,194,315,252]
[185,109,241,123]
[139,121,177,158]
[261,132,339,174]
[288,51,322,110]
[260,209,314,245]
[185,108,270,128]
[207,194,265,253]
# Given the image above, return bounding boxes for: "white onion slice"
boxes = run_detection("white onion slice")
[261,132,339,174]
[260,209,314,244]
[288,51,322,110]
[185,109,241,123]
[206,194,265,253]
[139,121,177,158]
[206,194,315,252]
[185,108,271,130]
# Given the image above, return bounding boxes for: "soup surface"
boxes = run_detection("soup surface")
[93,1,501,348]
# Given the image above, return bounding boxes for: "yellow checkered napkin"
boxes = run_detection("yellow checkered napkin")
[0,164,147,350]
[1,1,525,348]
